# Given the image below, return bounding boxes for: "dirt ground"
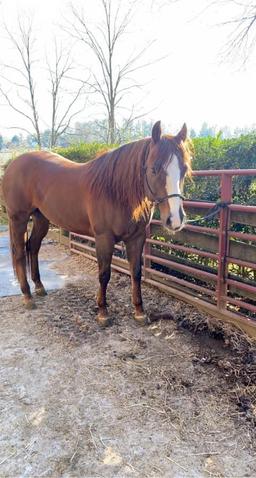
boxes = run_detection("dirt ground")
[1,239,256,478]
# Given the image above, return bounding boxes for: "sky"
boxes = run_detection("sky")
[0,0,256,137]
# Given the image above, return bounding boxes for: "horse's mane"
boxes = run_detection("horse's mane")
[86,138,151,220]
[86,135,192,220]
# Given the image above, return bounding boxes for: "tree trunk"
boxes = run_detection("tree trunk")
[109,110,115,144]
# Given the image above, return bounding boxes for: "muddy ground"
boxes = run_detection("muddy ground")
[1,239,256,478]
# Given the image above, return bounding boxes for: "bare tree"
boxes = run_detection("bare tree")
[218,1,256,63]
[0,19,42,148]
[192,0,256,64]
[162,0,256,64]
[47,42,87,148]
[68,0,155,144]
[1,18,88,149]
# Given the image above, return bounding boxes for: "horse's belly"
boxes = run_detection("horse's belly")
[39,204,93,236]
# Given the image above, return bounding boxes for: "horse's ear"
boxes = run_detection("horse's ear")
[175,123,187,143]
[152,121,161,144]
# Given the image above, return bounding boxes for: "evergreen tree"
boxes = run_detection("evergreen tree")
[11,135,20,147]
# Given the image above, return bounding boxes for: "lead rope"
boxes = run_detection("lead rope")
[185,201,231,224]
[144,166,231,225]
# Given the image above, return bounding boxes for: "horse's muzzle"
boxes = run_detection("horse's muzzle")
[165,207,186,232]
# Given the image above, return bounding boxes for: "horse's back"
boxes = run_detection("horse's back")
[3,150,81,186]
[2,151,80,214]
[4,150,76,175]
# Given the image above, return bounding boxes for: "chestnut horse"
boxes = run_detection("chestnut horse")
[2,121,191,326]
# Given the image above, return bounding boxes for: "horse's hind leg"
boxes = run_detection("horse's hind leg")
[9,214,35,309]
[27,210,49,296]
[95,233,114,327]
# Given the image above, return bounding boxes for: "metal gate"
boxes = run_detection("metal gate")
[69,169,256,335]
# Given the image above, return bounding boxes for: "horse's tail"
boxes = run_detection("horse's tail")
[9,221,31,278]
[8,220,17,278]
[25,229,31,278]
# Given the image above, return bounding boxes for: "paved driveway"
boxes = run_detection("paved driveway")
[0,227,66,297]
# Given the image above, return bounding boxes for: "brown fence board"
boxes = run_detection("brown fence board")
[151,224,219,253]
[151,249,217,281]
[151,223,256,263]
[231,210,256,227]
[229,241,256,263]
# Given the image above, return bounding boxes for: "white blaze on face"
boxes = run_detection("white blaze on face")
[166,155,182,230]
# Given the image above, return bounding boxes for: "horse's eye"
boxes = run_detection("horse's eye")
[151,166,157,175]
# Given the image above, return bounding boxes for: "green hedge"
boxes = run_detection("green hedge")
[55,136,256,205]
[3,135,256,205]
[185,134,256,205]
[192,134,256,170]
[54,142,116,163]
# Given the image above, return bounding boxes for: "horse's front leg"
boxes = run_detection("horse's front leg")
[95,233,114,327]
[125,232,148,325]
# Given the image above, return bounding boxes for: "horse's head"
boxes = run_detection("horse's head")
[144,121,191,233]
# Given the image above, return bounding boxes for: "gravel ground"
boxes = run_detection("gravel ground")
[0,240,256,478]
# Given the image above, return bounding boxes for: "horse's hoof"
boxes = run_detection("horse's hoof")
[134,314,149,326]
[23,299,37,310]
[97,315,112,328]
[35,287,47,297]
